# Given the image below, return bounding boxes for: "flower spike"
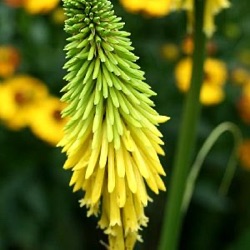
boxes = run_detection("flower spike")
[60,0,169,249]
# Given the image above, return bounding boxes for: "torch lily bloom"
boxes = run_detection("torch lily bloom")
[59,0,169,249]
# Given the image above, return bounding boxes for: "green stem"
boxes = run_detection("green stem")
[182,122,242,214]
[158,1,206,250]
[218,124,242,195]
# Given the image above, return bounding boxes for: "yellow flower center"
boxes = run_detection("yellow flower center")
[203,71,211,82]
[14,91,33,106]
[52,109,62,122]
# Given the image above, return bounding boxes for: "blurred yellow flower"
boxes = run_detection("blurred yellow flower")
[0,75,48,129]
[120,0,172,17]
[0,46,20,78]
[29,97,67,145]
[121,0,230,35]
[175,57,227,105]
[120,0,230,34]
[173,0,230,37]
[238,140,250,171]
[23,0,60,14]
[203,0,230,37]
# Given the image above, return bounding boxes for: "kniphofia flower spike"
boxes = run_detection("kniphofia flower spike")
[59,0,169,248]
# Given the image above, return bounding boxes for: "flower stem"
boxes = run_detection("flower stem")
[158,1,206,249]
[182,122,242,214]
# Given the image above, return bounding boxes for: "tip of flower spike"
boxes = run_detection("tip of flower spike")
[156,115,170,123]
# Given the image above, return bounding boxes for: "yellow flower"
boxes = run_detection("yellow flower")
[0,46,20,78]
[175,57,227,105]
[203,0,230,37]
[121,0,230,35]
[238,140,250,171]
[172,0,230,37]
[120,0,230,35]
[119,0,144,13]
[120,0,172,17]
[29,96,68,145]
[23,0,60,14]
[0,75,48,129]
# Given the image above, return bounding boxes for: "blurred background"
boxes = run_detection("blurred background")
[1,0,250,249]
